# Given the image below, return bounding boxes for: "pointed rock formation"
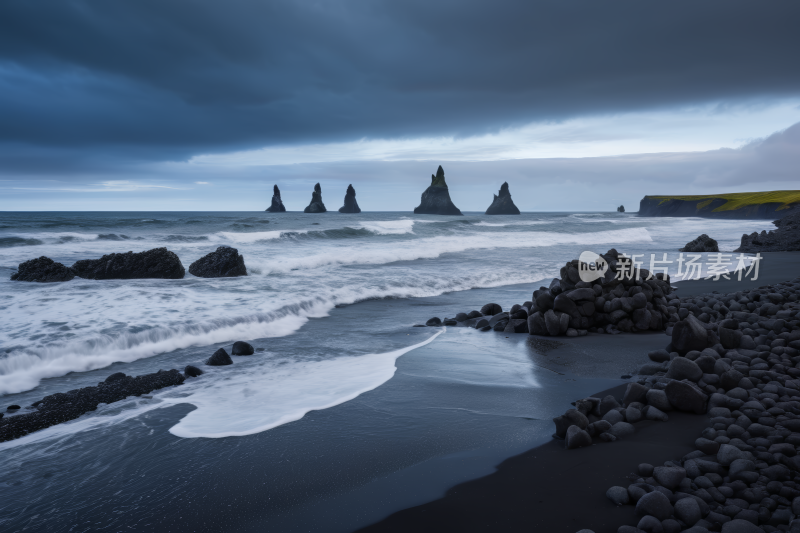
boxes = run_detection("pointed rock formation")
[266,185,286,212]
[339,184,361,213]
[617,205,625,212]
[484,182,520,215]
[413,166,462,216]
[304,183,327,213]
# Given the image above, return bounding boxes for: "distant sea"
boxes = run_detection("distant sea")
[0,211,775,532]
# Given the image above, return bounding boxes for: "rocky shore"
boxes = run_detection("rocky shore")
[738,212,800,253]
[0,339,258,442]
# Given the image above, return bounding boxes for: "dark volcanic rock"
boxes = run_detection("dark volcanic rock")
[266,184,286,212]
[680,234,720,252]
[304,183,327,213]
[481,303,502,315]
[184,365,204,377]
[0,369,184,442]
[617,205,625,212]
[71,247,185,280]
[206,348,233,366]
[11,256,75,282]
[188,246,247,278]
[231,341,254,356]
[338,184,361,213]
[413,166,463,216]
[484,182,520,215]
[737,210,800,252]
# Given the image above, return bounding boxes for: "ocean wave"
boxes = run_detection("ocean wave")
[97,234,131,241]
[0,236,45,248]
[254,227,653,274]
[0,305,319,395]
[164,235,210,243]
[472,220,550,227]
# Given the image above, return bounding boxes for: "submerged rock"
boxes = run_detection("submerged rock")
[338,184,361,213]
[11,256,75,282]
[0,369,184,442]
[680,234,719,252]
[304,183,327,213]
[71,247,185,280]
[413,166,463,216]
[266,184,286,212]
[485,182,520,215]
[188,246,247,278]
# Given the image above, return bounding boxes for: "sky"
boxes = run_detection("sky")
[1,0,799,211]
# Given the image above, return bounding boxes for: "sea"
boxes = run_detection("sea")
[0,211,774,532]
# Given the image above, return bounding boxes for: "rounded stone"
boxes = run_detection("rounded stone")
[635,491,673,521]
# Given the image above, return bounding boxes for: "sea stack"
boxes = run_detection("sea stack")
[339,184,361,213]
[484,182,520,215]
[413,165,462,216]
[266,185,286,212]
[304,183,327,213]
[617,205,625,212]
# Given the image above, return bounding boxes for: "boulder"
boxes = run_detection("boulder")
[721,519,768,532]
[665,357,703,382]
[674,497,702,526]
[338,184,362,213]
[671,315,709,354]
[11,256,75,282]
[71,247,185,280]
[635,491,673,520]
[504,319,529,333]
[623,383,649,406]
[413,165,463,216]
[206,348,233,366]
[481,303,503,315]
[484,182,520,215]
[665,380,707,414]
[680,234,720,253]
[653,466,686,490]
[425,317,442,327]
[266,184,286,212]
[565,425,592,449]
[553,409,589,438]
[188,246,247,278]
[231,341,254,356]
[608,422,635,438]
[606,486,630,505]
[303,183,327,213]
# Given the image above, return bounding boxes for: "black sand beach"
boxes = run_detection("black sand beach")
[362,252,800,533]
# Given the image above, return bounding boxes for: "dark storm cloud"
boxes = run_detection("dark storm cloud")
[1,0,800,161]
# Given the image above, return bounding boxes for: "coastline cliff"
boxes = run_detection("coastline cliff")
[638,191,800,219]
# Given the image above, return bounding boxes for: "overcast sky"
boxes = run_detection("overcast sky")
[1,0,799,211]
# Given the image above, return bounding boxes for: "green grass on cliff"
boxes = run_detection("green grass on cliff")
[647,190,800,212]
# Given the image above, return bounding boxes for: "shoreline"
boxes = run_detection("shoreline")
[361,251,800,533]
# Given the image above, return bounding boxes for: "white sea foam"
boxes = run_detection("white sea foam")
[212,230,289,243]
[358,220,416,235]
[473,220,550,227]
[166,330,444,438]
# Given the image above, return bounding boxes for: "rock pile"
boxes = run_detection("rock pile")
[71,247,185,280]
[266,184,287,212]
[339,184,362,213]
[188,246,247,278]
[738,211,800,253]
[10,256,75,282]
[414,165,463,216]
[304,183,327,213]
[485,182,520,215]
[0,369,185,442]
[682,234,720,253]
[557,276,800,532]
[422,249,676,337]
